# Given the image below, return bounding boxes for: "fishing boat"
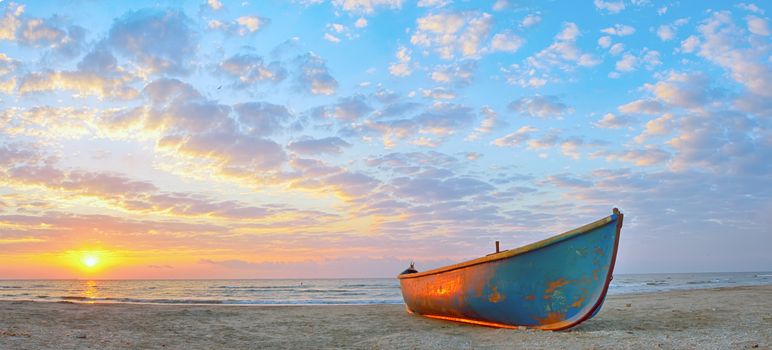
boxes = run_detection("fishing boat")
[398,208,624,331]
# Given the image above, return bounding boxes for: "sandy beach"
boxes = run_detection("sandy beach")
[0,285,769,349]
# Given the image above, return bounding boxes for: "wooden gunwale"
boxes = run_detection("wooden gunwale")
[398,214,617,280]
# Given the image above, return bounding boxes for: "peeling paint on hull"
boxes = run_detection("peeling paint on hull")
[398,209,624,331]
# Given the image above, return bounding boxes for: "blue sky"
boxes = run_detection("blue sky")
[0,0,770,278]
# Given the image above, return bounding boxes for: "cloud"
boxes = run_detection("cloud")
[508,95,571,118]
[695,11,772,98]
[521,14,541,28]
[331,0,403,14]
[235,102,292,136]
[140,78,292,180]
[417,0,451,8]
[503,22,600,87]
[618,99,665,114]
[78,46,118,74]
[594,0,625,14]
[737,3,764,14]
[613,49,661,74]
[388,46,413,77]
[643,72,715,109]
[0,143,291,219]
[18,19,86,57]
[107,9,198,75]
[657,18,688,41]
[491,125,538,147]
[207,16,270,37]
[294,53,338,95]
[207,0,223,11]
[323,32,341,43]
[1,106,104,139]
[0,54,18,93]
[666,111,768,175]
[680,35,700,53]
[219,54,287,87]
[488,0,508,11]
[490,31,524,53]
[615,53,637,72]
[0,142,42,166]
[410,11,493,59]
[746,15,770,36]
[235,16,270,35]
[634,113,675,143]
[542,174,592,188]
[420,87,456,100]
[143,79,232,133]
[430,61,475,87]
[292,169,380,199]
[595,113,634,129]
[0,4,86,57]
[288,137,352,155]
[598,36,612,48]
[465,106,498,141]
[598,148,671,166]
[18,70,139,100]
[392,176,493,202]
[0,2,24,41]
[352,103,475,148]
[609,43,624,55]
[311,94,373,121]
[411,136,440,148]
[162,132,287,173]
[601,24,635,36]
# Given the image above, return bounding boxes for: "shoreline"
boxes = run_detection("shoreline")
[1,285,770,349]
[0,284,769,307]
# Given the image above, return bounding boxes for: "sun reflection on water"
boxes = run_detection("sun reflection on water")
[83,280,98,303]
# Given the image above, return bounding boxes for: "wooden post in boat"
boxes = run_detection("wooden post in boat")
[495,241,500,253]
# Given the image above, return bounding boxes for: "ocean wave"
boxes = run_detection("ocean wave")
[686,280,723,285]
[214,285,308,290]
[47,296,403,305]
[645,281,669,286]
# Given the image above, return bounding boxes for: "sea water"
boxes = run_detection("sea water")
[0,272,769,305]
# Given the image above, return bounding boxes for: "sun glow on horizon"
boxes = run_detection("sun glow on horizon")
[83,255,100,268]
[66,250,112,274]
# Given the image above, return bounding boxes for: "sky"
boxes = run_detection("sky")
[0,0,770,279]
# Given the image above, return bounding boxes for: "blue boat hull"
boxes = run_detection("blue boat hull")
[398,209,623,330]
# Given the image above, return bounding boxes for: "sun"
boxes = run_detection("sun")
[82,255,100,268]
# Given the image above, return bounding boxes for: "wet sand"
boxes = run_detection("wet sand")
[0,285,770,349]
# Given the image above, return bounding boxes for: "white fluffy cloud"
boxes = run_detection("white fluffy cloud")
[521,14,541,28]
[508,95,571,118]
[502,22,600,88]
[594,0,625,14]
[657,18,688,41]
[331,0,403,14]
[410,11,493,59]
[388,46,413,77]
[601,24,635,36]
[490,31,524,53]
[746,15,770,36]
